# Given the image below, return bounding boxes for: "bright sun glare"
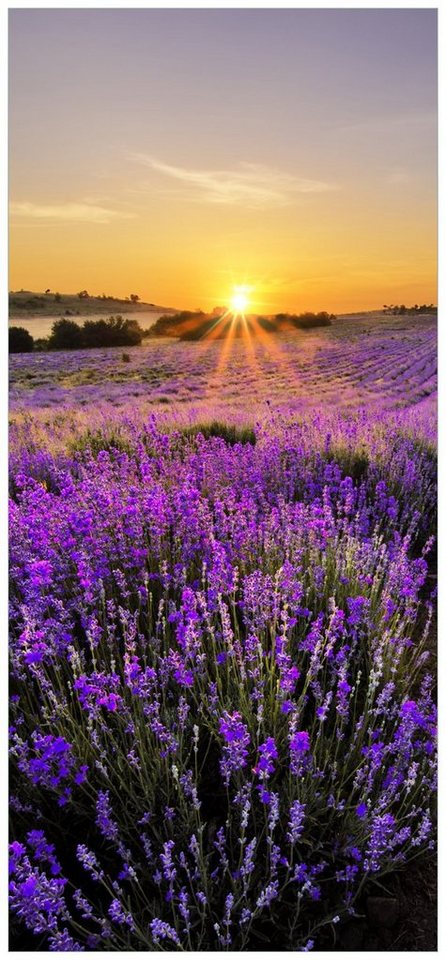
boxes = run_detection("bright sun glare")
[231,287,250,314]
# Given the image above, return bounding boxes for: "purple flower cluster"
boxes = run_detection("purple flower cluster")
[289,731,311,775]
[9,838,83,948]
[219,712,251,785]
[13,732,88,806]
[9,409,436,950]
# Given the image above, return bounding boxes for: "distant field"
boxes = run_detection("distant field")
[9,312,437,423]
[8,290,177,338]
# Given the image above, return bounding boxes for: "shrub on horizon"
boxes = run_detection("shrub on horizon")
[48,318,84,350]
[275,312,334,329]
[47,315,144,350]
[149,310,206,338]
[9,326,34,353]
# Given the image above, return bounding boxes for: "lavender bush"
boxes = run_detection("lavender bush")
[9,407,436,950]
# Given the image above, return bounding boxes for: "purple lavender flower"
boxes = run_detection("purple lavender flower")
[73,889,94,920]
[150,918,180,946]
[9,845,69,935]
[26,831,61,876]
[287,799,306,843]
[290,731,310,754]
[108,898,134,928]
[76,845,104,882]
[364,812,397,872]
[289,730,311,775]
[48,928,84,951]
[254,737,278,779]
[160,840,177,882]
[17,732,87,803]
[8,383,438,951]
[96,791,120,844]
[219,711,250,784]
[256,879,279,909]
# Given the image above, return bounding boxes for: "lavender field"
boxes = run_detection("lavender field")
[10,313,436,419]
[9,314,437,951]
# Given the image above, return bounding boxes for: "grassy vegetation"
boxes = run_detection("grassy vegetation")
[179,420,257,445]
[68,427,135,459]
[328,447,370,480]
[9,289,177,318]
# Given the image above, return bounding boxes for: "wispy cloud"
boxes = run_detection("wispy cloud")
[385,167,413,185]
[339,110,436,135]
[10,201,135,224]
[134,155,335,207]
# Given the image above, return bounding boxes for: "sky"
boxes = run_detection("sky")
[9,9,437,313]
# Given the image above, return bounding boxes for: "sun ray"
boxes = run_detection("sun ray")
[181,279,314,412]
[248,314,304,396]
[204,314,239,398]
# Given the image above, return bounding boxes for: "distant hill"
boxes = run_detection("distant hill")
[9,290,178,319]
[148,310,335,340]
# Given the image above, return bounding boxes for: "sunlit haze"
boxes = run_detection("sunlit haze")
[9,9,437,312]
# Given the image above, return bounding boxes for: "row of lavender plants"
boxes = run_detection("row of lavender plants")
[9,411,436,950]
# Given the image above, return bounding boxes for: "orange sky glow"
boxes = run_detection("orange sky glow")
[9,10,437,313]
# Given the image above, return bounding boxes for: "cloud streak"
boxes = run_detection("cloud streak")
[134,155,335,207]
[339,110,437,135]
[10,201,135,224]
[385,167,413,185]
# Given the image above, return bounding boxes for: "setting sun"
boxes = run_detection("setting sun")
[231,287,250,314]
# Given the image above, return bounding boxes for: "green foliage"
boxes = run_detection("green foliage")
[47,316,144,350]
[275,311,334,329]
[408,434,437,468]
[48,318,84,350]
[180,420,257,446]
[324,443,370,481]
[9,326,34,353]
[34,338,50,352]
[149,311,205,338]
[68,428,134,459]
[82,316,143,348]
